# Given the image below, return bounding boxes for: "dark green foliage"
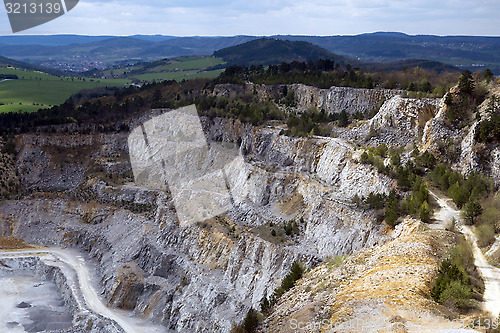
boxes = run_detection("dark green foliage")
[274,262,303,299]
[475,95,500,143]
[260,296,270,314]
[358,149,390,175]
[337,110,350,127]
[397,166,415,190]
[284,109,337,137]
[445,70,489,125]
[483,68,494,82]
[360,151,370,164]
[419,201,432,223]
[263,261,304,309]
[431,239,477,311]
[1,141,16,155]
[461,201,483,225]
[415,151,436,170]
[232,308,260,333]
[476,114,500,143]
[242,308,259,333]
[458,70,475,95]
[281,88,296,107]
[214,38,348,67]
[384,190,401,227]
[374,143,388,158]
[283,220,299,236]
[217,59,377,90]
[365,192,387,210]
[0,74,18,80]
[195,95,284,126]
[404,178,433,222]
[430,164,491,210]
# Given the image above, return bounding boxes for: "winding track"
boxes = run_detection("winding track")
[0,249,167,333]
[430,190,500,319]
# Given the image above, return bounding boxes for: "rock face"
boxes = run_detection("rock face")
[369,96,442,145]
[290,84,402,115]
[109,262,145,311]
[0,112,396,332]
[212,83,401,115]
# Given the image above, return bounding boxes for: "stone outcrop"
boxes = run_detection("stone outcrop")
[212,83,401,115]
[289,84,402,115]
[109,262,145,311]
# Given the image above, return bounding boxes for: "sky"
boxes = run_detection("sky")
[0,0,499,36]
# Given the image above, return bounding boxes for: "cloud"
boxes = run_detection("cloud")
[0,0,498,36]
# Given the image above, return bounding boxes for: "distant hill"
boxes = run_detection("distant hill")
[274,33,500,73]
[213,38,357,66]
[0,33,498,73]
[0,36,257,67]
[0,35,116,46]
[212,38,458,73]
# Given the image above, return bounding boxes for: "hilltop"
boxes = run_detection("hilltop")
[213,38,356,67]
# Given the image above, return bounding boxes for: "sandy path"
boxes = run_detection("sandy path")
[430,190,500,318]
[0,249,168,333]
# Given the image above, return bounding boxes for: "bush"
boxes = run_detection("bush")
[283,220,299,236]
[385,195,401,227]
[438,280,472,309]
[480,207,500,233]
[431,237,482,312]
[374,144,388,158]
[475,224,496,248]
[365,192,387,210]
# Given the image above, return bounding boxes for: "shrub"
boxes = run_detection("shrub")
[438,280,472,309]
[480,207,500,233]
[365,192,387,210]
[431,237,481,312]
[475,224,496,248]
[374,144,388,158]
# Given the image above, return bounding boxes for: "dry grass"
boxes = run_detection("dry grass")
[0,236,33,250]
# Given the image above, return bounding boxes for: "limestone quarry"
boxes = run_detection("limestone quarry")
[0,81,499,333]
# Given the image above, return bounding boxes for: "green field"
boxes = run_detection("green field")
[0,56,226,113]
[103,56,225,83]
[0,67,132,113]
[133,69,224,82]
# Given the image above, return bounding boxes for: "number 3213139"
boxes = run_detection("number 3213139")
[5,2,63,14]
